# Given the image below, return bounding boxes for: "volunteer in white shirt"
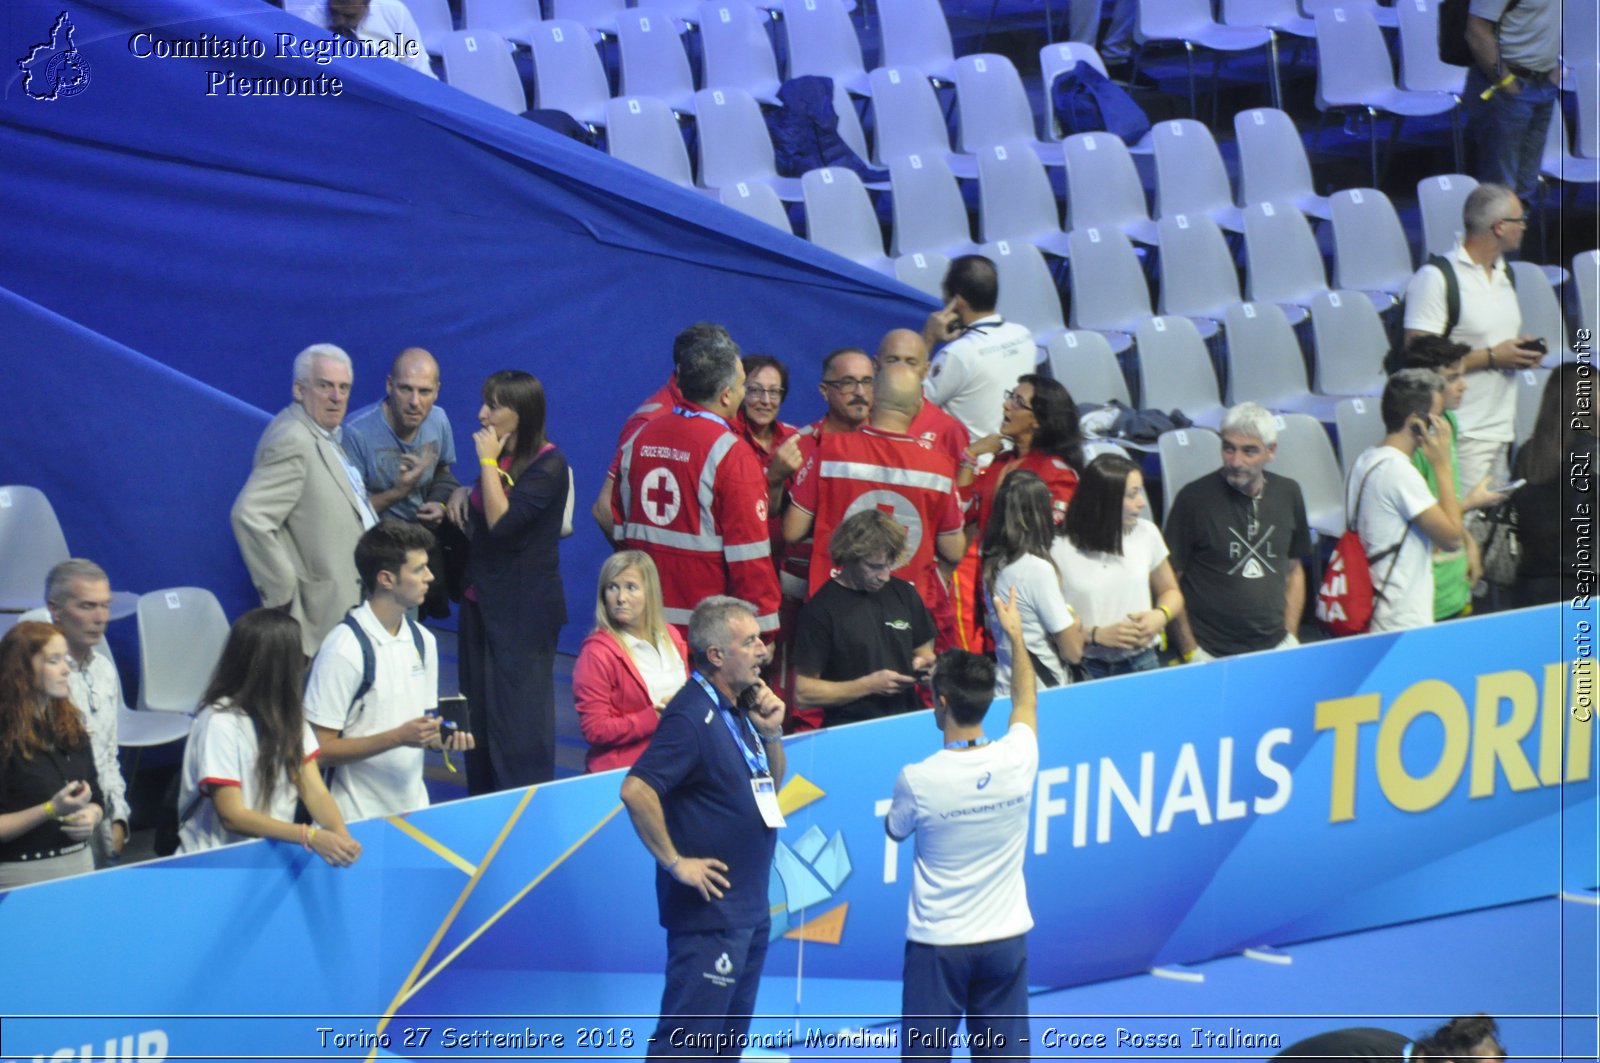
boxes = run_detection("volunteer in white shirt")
[303,521,472,822]
[887,586,1039,1059]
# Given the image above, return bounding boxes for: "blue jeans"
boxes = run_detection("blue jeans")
[1079,646,1159,679]
[1465,66,1558,204]
[902,935,1029,1060]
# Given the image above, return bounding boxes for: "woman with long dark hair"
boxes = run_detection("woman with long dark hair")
[980,471,1083,694]
[449,370,569,792]
[177,608,360,866]
[1051,453,1183,679]
[1511,363,1597,606]
[0,621,103,888]
[952,375,1085,650]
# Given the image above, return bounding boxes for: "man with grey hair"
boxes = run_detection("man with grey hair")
[1403,183,1544,517]
[1164,403,1312,660]
[42,559,131,864]
[232,343,379,655]
[592,323,741,543]
[1342,370,1466,632]
[620,596,787,1059]
[613,327,781,638]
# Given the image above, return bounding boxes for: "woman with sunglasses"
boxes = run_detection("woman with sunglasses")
[949,375,1085,651]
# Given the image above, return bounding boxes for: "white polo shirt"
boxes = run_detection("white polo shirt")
[304,603,438,821]
[1403,242,1523,443]
[887,722,1038,946]
[179,705,320,852]
[924,315,1039,440]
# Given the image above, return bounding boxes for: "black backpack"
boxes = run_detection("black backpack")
[1389,253,1518,359]
[1438,0,1521,68]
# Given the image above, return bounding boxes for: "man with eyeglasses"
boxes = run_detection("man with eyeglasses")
[1402,183,1545,538]
[921,255,1038,441]
[232,343,379,655]
[770,347,878,729]
[785,365,966,651]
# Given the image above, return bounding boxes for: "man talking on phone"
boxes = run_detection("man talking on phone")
[920,255,1038,441]
[303,521,473,822]
[621,597,787,1059]
[1343,370,1466,632]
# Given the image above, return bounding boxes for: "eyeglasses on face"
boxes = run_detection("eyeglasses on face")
[746,386,787,401]
[821,377,874,393]
[1003,389,1033,411]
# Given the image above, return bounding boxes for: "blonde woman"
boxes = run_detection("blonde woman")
[572,552,689,772]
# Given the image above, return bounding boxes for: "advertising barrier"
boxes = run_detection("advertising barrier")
[0,604,1593,1060]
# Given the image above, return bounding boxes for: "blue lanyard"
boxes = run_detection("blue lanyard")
[944,737,989,750]
[673,406,731,430]
[691,671,769,777]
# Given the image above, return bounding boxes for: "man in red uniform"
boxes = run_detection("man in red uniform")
[784,365,967,650]
[769,348,875,725]
[875,329,970,469]
[590,323,724,544]
[612,328,781,636]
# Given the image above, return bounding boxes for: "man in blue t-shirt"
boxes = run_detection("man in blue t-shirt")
[341,347,461,615]
[622,596,788,1059]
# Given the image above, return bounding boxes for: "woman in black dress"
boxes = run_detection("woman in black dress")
[449,370,569,792]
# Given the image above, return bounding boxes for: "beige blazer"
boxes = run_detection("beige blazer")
[231,403,369,655]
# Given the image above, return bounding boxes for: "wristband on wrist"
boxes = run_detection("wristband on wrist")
[1181,648,1197,663]
[1088,626,1098,646]
[300,823,310,850]
[1486,348,1496,369]
[479,457,500,467]
[43,799,56,821]
[663,854,681,873]
[1158,604,1172,624]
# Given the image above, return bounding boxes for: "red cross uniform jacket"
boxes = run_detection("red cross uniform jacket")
[613,405,782,634]
[789,426,963,611]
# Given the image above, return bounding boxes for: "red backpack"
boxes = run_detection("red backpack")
[1316,461,1405,637]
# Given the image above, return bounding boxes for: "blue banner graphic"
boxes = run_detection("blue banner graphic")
[0,605,1593,1061]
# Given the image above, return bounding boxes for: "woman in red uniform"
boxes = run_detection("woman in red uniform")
[950,375,1085,651]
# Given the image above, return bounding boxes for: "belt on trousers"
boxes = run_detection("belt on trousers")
[1,842,87,862]
[1504,63,1555,80]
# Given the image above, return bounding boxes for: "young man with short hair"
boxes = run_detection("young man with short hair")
[303,521,472,822]
[1344,370,1466,632]
[888,588,1037,1058]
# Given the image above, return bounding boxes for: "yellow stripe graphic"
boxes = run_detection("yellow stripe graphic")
[399,803,626,1006]
[386,815,478,876]
[366,786,536,1061]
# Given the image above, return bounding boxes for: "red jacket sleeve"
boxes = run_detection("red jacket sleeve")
[714,444,783,633]
[571,633,660,751]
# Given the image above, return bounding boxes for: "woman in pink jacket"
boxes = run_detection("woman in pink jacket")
[572,551,689,772]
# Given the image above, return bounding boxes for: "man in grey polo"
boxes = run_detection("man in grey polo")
[1464,0,1560,203]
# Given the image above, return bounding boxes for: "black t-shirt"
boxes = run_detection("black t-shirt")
[627,679,777,932]
[1165,470,1311,656]
[792,578,935,727]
